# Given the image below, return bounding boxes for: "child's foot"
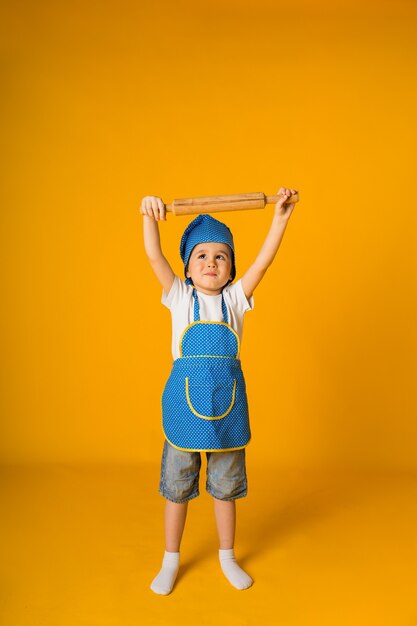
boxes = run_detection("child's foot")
[219,548,253,590]
[150,550,180,595]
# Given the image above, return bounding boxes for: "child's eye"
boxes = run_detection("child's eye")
[196,253,226,260]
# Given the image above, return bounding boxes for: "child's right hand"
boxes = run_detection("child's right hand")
[140,195,166,221]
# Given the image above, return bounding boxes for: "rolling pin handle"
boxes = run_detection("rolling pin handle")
[266,192,299,205]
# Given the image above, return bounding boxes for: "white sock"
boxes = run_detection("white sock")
[150,550,180,595]
[219,548,253,590]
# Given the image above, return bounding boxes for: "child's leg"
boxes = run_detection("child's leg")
[213,497,253,590]
[213,497,235,549]
[165,500,189,552]
[207,447,253,591]
[152,441,200,595]
[150,500,188,595]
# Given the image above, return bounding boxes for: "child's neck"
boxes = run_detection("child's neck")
[196,287,223,296]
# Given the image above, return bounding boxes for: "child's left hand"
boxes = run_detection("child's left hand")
[274,186,298,221]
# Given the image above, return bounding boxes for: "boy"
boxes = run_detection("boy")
[140,187,297,594]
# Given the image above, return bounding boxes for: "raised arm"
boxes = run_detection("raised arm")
[140,195,175,295]
[241,187,297,299]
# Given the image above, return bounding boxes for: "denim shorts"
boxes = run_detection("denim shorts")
[158,439,248,503]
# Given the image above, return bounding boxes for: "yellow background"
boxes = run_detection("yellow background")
[1,0,416,468]
[1,1,417,624]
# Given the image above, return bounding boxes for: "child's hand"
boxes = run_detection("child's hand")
[274,187,297,222]
[140,195,166,221]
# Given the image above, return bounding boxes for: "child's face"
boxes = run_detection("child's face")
[186,242,233,295]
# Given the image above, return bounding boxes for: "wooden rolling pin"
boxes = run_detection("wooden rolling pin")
[164,191,299,216]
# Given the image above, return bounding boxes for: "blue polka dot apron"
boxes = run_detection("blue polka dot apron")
[162,288,251,452]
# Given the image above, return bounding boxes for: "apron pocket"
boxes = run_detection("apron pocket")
[185,377,237,420]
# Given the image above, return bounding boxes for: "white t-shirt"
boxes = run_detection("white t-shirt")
[162,276,254,360]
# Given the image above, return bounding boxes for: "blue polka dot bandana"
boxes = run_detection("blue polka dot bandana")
[179,214,236,285]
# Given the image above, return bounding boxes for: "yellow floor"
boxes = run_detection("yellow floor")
[1,462,416,625]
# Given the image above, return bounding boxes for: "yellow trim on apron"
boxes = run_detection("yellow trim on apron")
[185,377,237,420]
[162,424,251,453]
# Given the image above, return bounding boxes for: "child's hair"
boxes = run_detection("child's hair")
[180,214,236,286]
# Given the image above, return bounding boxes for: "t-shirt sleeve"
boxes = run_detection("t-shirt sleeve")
[161,275,190,310]
[224,278,254,314]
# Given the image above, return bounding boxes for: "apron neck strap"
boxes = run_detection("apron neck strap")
[192,288,229,324]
